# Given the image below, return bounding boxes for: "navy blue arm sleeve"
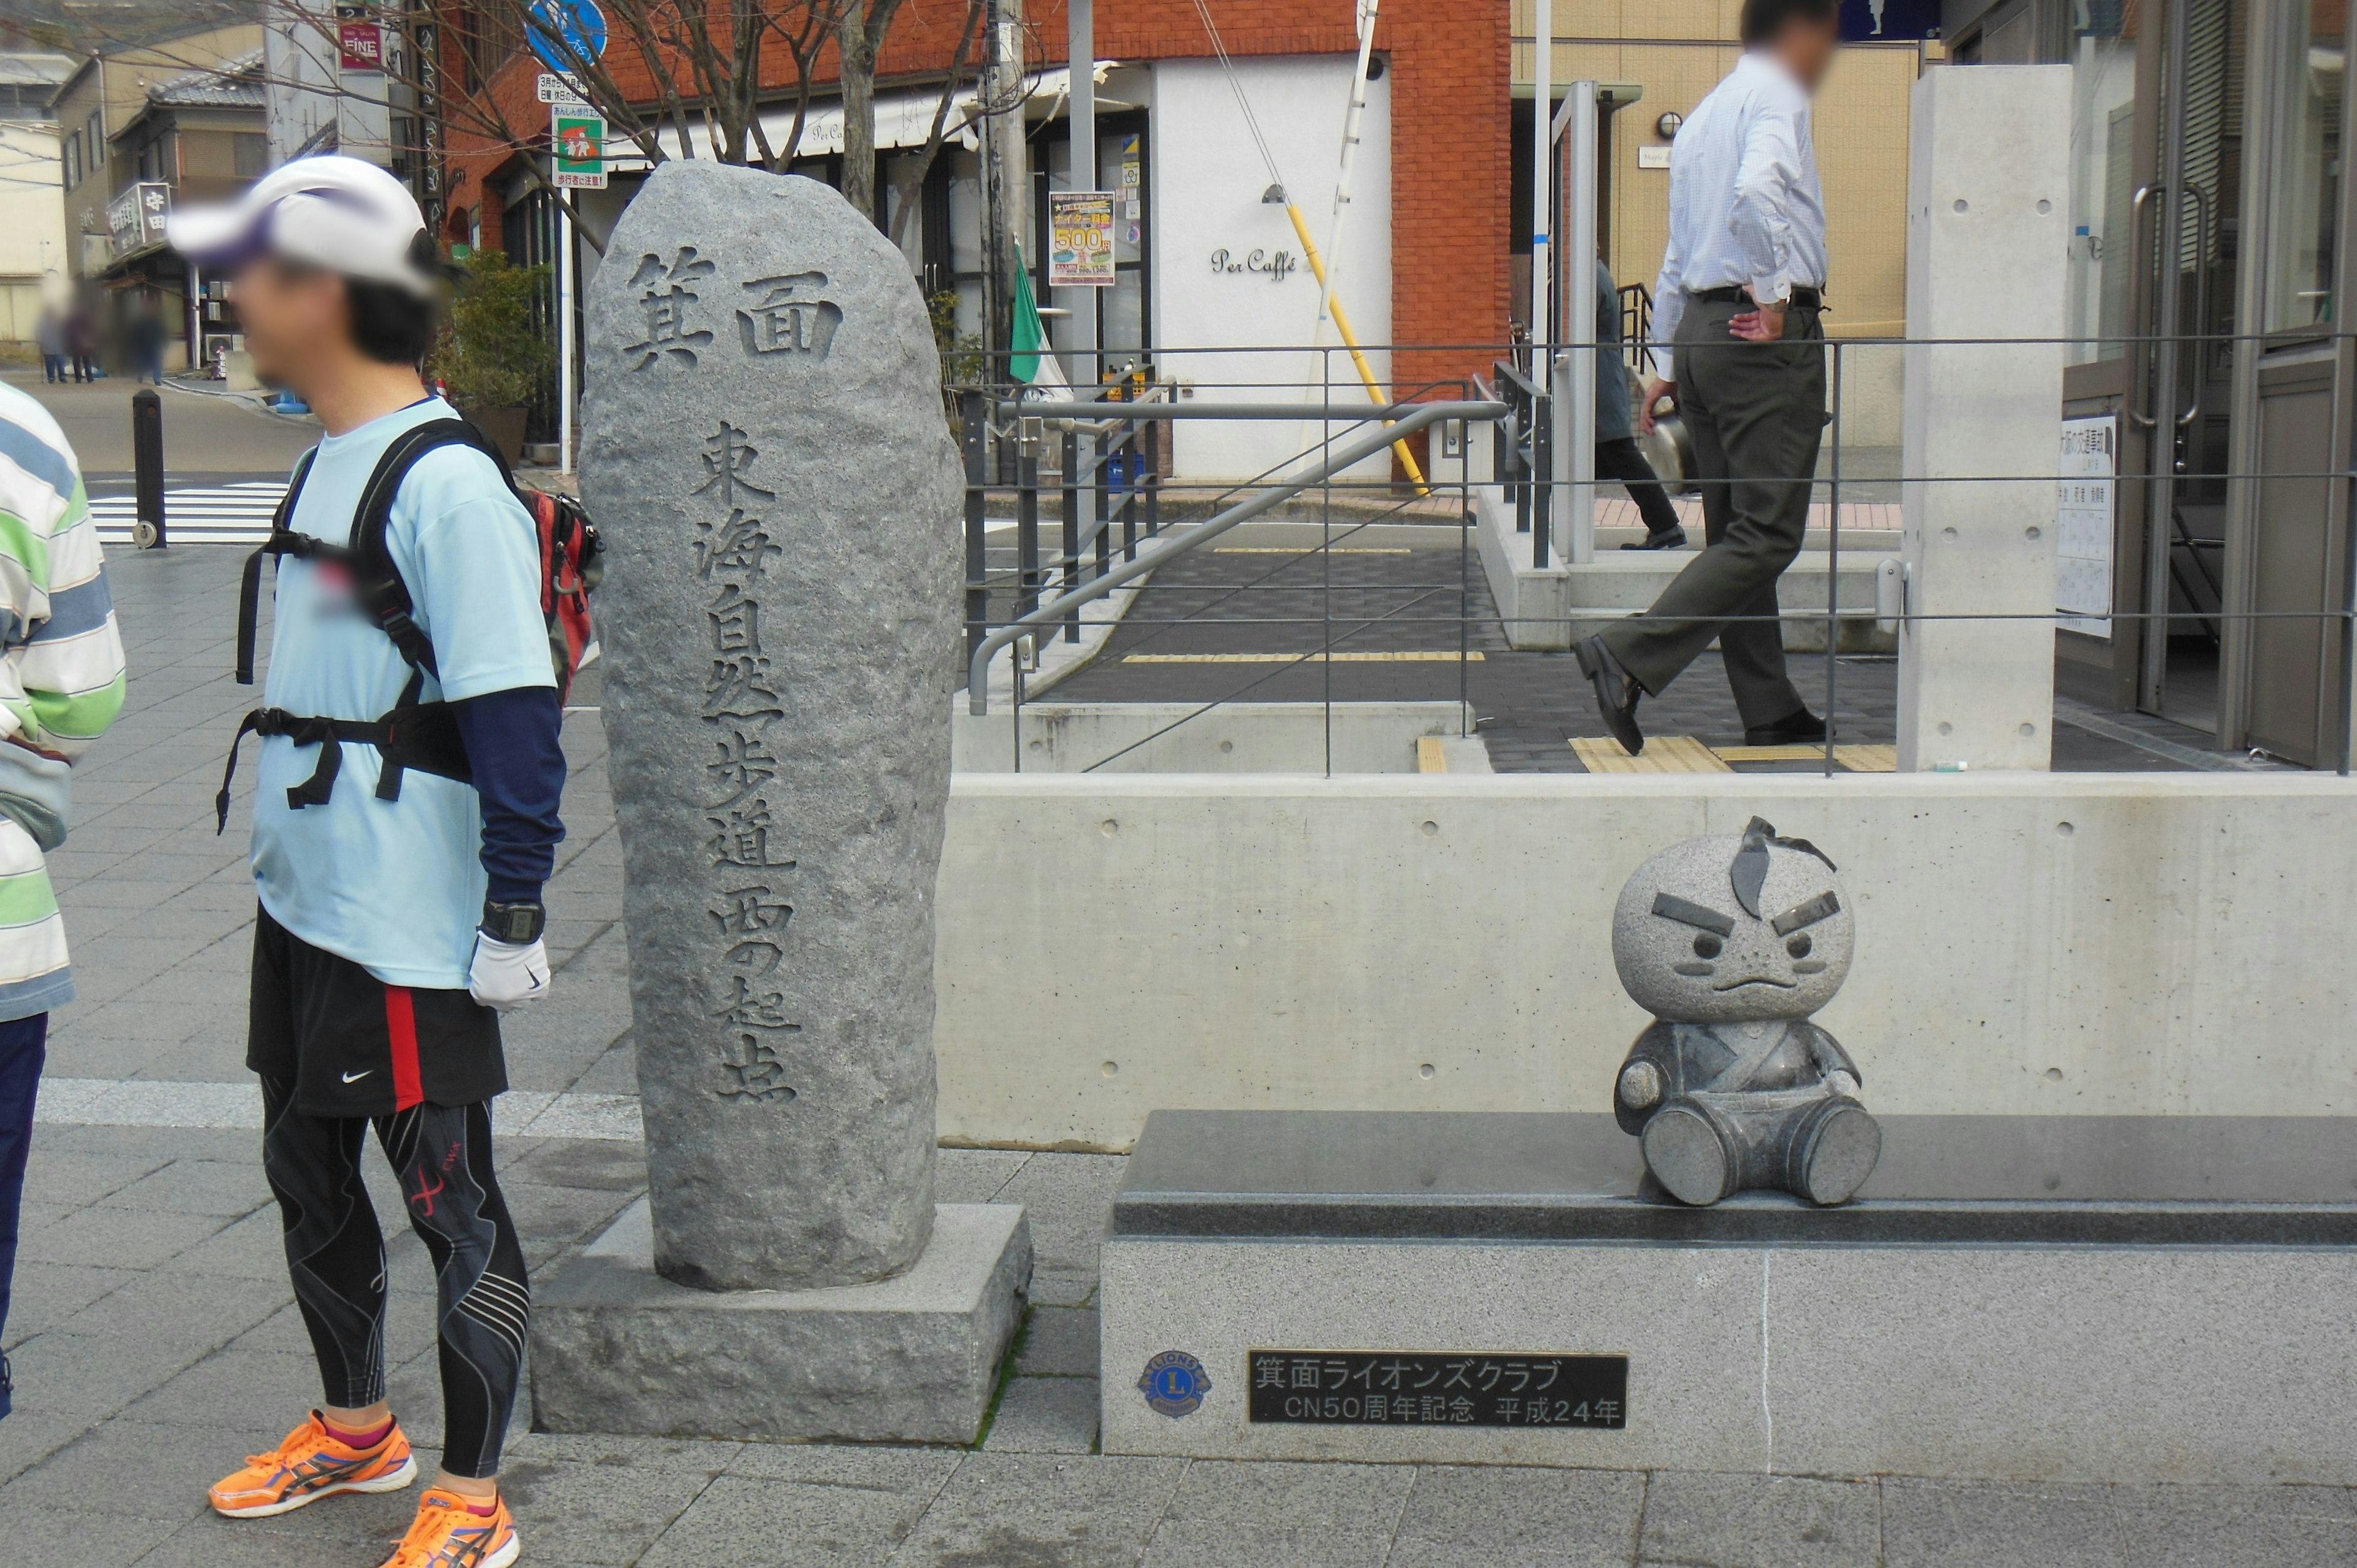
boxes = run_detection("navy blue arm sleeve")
[451,686,568,907]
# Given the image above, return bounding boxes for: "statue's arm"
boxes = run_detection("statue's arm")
[1804,1024,1862,1095]
[1614,1021,1680,1134]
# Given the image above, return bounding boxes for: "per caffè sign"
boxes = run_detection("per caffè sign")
[1209,246,1299,283]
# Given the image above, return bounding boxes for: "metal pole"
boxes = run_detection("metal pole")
[1530,0,1553,563]
[1061,430,1081,642]
[1066,0,1097,392]
[1558,82,1598,565]
[1018,427,1041,619]
[558,197,577,470]
[1825,341,1841,776]
[131,388,165,549]
[2139,0,2193,710]
[2339,463,2357,776]
[961,390,989,673]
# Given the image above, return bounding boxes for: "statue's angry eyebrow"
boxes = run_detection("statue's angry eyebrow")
[1651,892,1734,937]
[1772,891,1841,937]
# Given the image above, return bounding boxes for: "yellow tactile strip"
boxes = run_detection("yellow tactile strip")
[1569,736,1732,773]
[1417,736,1449,773]
[1569,738,1900,773]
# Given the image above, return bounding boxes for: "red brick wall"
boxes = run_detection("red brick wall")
[444,0,1510,389]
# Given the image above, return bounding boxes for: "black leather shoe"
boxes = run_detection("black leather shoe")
[1575,636,1646,756]
[1744,709,1827,746]
[1619,526,1689,552]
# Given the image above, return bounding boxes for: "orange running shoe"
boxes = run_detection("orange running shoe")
[208,1412,418,1518]
[378,1487,519,1568]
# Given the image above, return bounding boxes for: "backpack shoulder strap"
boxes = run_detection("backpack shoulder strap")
[235,447,321,686]
[346,417,516,682]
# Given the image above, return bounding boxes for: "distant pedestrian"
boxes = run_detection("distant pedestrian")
[33,306,65,384]
[0,380,131,1424]
[63,303,96,383]
[1595,257,1687,552]
[1577,0,1843,755]
[130,295,168,385]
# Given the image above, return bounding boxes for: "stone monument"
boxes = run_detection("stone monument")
[1608,816,1881,1207]
[530,160,1028,1442]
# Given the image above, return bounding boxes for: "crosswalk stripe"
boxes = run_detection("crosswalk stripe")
[88,483,284,544]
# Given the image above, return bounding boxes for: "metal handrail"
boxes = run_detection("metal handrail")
[967,398,1504,713]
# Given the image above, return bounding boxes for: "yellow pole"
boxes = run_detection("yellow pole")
[1285,203,1430,492]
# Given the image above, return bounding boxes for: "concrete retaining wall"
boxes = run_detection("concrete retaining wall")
[934,771,2357,1148]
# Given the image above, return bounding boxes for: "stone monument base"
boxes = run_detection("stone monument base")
[532,1200,1029,1443]
[1102,1111,2357,1484]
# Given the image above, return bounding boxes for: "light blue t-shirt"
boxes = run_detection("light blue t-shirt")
[253,397,552,987]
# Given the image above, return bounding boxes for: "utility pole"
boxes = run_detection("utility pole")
[981,0,1028,392]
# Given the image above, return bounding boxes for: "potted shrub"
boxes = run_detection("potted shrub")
[432,249,552,463]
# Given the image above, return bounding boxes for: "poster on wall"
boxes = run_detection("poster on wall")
[2057,414,2117,639]
[1049,190,1117,287]
[552,109,608,189]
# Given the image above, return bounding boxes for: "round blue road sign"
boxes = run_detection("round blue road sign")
[527,0,609,72]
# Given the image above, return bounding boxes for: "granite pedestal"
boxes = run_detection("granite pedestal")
[533,1199,1031,1444]
[1101,1110,2357,1483]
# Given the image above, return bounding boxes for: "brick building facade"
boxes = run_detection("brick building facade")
[438,0,1511,398]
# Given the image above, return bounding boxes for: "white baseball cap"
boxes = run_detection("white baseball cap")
[166,154,439,296]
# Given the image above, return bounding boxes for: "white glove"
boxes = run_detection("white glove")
[469,933,551,1011]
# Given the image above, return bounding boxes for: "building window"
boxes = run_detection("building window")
[233,131,267,178]
[63,130,79,190]
[84,109,102,176]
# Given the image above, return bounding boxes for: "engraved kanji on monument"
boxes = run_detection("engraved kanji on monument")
[580,160,962,1292]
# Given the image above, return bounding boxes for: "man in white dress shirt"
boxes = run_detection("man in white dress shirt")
[1576,0,1844,757]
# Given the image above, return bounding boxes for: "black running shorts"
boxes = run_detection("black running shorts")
[247,904,506,1116]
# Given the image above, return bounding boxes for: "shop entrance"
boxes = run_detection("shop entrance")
[2056,0,2353,763]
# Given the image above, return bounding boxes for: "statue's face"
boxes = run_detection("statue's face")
[1612,821,1853,1024]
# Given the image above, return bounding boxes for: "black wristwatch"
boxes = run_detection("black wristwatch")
[481,900,546,944]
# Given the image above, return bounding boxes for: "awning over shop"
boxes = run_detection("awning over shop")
[613,61,1123,167]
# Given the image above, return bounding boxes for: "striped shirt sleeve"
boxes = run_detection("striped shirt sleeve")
[0,389,126,760]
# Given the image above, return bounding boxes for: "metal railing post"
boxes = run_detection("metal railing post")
[1061,430,1082,643]
[1531,386,1553,569]
[1016,422,1041,621]
[1144,418,1161,540]
[1121,420,1140,563]
[1825,341,1842,776]
[961,390,988,673]
[2340,464,2357,776]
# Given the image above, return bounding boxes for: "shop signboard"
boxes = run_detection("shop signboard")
[553,109,609,189]
[336,5,385,72]
[107,181,171,258]
[1048,190,1117,287]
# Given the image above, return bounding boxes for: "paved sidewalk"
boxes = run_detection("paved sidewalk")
[2,547,2351,1566]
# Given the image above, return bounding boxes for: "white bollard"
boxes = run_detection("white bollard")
[1897,65,2070,771]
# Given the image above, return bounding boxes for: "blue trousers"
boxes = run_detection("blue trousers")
[0,1012,47,1421]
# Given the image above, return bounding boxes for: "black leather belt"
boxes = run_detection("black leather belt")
[1692,285,1822,310]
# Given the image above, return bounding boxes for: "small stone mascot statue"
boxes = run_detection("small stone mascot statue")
[1609,817,1881,1207]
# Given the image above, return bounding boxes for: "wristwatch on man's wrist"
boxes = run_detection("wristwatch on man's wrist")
[481,900,546,945]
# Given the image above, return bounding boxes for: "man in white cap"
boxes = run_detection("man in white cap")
[169,153,563,1568]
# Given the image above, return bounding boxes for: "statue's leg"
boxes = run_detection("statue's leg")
[1777,1094,1882,1206]
[1639,1095,1741,1206]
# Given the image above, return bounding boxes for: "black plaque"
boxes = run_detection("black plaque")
[1245,1350,1627,1429]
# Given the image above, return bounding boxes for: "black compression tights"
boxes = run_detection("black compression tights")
[259,1079,530,1479]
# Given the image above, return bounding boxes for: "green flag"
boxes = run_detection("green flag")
[1008,245,1064,388]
